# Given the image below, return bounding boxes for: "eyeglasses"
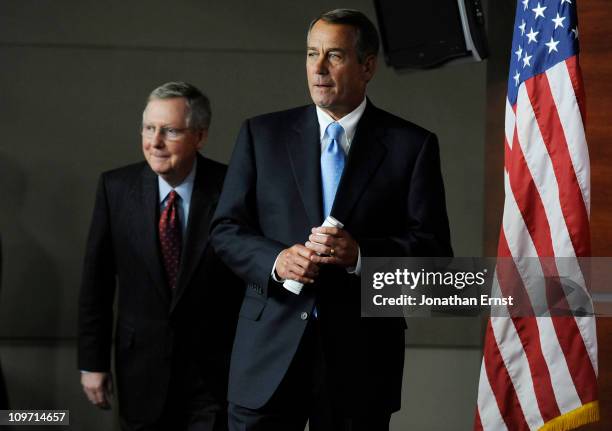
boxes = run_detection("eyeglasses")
[141,124,191,141]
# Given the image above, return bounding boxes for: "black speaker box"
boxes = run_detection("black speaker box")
[374,0,488,69]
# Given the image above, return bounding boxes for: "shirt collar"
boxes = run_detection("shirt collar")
[316,97,367,143]
[158,157,197,204]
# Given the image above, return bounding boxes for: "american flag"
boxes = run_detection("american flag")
[475,1,599,430]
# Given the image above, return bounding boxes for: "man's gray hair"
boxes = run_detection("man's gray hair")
[147,81,211,130]
[308,9,380,63]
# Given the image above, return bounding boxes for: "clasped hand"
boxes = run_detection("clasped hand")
[275,227,358,283]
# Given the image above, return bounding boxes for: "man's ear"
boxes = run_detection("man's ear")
[363,55,378,83]
[197,129,209,150]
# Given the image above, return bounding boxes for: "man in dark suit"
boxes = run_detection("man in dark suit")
[78,82,241,431]
[210,9,452,431]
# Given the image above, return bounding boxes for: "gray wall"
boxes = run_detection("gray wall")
[0,1,490,429]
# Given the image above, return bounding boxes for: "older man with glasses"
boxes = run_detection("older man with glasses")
[78,81,242,431]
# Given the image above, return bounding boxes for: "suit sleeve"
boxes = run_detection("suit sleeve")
[210,120,285,297]
[359,133,453,258]
[77,174,117,371]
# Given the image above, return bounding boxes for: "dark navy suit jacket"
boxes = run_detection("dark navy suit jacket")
[211,101,452,414]
[78,154,242,421]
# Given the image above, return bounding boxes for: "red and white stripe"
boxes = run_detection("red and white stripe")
[475,56,598,430]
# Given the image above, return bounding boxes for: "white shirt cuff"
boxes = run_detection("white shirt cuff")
[271,253,285,282]
[346,246,361,275]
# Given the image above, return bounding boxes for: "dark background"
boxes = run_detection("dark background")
[0,1,609,430]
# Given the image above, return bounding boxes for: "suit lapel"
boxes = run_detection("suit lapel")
[171,155,218,312]
[130,164,171,305]
[287,106,324,227]
[331,102,387,225]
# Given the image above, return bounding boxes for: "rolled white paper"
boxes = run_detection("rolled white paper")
[283,216,344,295]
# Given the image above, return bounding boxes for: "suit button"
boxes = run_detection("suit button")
[300,312,309,320]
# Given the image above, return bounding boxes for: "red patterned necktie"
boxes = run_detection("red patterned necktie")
[159,190,181,289]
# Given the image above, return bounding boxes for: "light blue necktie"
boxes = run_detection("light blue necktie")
[314,122,345,320]
[321,122,346,219]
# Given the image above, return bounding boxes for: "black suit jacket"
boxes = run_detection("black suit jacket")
[78,154,242,422]
[210,101,452,414]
